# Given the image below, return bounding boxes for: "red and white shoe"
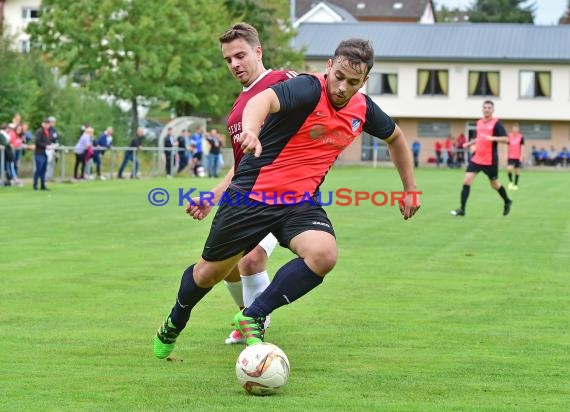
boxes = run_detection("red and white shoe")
[224,315,271,345]
[225,329,245,345]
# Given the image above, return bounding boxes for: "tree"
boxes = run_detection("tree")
[28,0,237,134]
[467,0,534,23]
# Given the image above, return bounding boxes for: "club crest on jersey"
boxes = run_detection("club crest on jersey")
[351,119,361,132]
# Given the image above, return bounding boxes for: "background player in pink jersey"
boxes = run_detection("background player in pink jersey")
[507,123,525,190]
[450,101,512,217]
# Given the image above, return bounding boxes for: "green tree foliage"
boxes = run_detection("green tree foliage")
[560,0,570,24]
[28,0,236,131]
[468,0,535,23]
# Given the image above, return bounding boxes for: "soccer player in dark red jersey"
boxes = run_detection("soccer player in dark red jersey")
[154,38,420,354]
[506,123,524,190]
[450,100,512,217]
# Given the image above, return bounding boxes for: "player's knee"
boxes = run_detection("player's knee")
[238,249,267,275]
[306,248,337,276]
[193,262,222,288]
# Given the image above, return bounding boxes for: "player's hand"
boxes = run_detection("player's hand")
[238,130,262,157]
[398,191,421,220]
[185,197,212,220]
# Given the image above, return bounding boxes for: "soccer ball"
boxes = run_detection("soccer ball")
[235,343,290,395]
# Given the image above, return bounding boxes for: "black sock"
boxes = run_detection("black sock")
[497,185,510,202]
[515,174,519,185]
[244,258,323,318]
[169,264,212,330]
[460,185,470,211]
[508,172,513,182]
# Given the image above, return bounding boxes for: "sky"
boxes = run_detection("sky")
[434,0,568,25]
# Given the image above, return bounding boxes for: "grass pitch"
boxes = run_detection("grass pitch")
[1,166,569,411]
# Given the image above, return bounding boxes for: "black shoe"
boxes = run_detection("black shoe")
[40,187,50,191]
[450,208,465,216]
[33,186,38,191]
[503,200,512,216]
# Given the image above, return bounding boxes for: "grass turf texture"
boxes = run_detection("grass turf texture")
[1,167,569,411]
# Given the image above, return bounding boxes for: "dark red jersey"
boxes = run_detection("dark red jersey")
[231,74,396,204]
[226,69,298,171]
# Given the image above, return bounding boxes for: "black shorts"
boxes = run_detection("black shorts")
[507,159,521,168]
[202,188,335,261]
[193,152,202,161]
[466,161,498,180]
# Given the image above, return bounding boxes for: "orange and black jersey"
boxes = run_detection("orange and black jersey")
[230,73,396,204]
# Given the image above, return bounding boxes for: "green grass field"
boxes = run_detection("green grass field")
[1,167,569,411]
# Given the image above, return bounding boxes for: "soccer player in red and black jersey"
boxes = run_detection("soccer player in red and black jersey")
[507,123,524,190]
[154,38,420,354]
[450,100,512,217]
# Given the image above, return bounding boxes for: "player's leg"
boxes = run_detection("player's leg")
[514,162,520,189]
[154,255,242,359]
[235,229,336,345]
[507,163,514,189]
[487,166,512,216]
[451,169,477,216]
[225,234,278,344]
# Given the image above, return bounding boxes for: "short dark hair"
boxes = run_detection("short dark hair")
[219,22,260,49]
[333,38,374,75]
[483,100,494,106]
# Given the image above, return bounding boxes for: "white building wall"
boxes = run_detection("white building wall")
[357,61,570,122]
[3,0,41,52]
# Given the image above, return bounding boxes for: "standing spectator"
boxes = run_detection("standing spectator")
[507,123,524,190]
[45,116,60,181]
[434,140,443,168]
[450,101,511,217]
[206,129,222,178]
[176,129,189,174]
[455,132,466,166]
[0,125,16,186]
[33,119,52,191]
[93,127,113,180]
[118,127,144,179]
[74,127,93,179]
[5,124,22,185]
[445,134,455,167]
[163,127,175,177]
[190,126,204,177]
[411,140,421,168]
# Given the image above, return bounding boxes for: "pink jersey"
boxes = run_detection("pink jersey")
[226,69,297,171]
[472,117,499,166]
[508,132,524,160]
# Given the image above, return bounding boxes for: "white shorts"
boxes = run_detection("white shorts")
[258,233,278,257]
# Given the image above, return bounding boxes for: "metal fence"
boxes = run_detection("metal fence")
[0,146,236,182]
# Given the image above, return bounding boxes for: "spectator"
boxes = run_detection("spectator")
[33,119,52,191]
[434,140,443,168]
[411,140,421,168]
[11,124,25,175]
[548,146,559,166]
[118,127,144,179]
[74,127,93,179]
[558,147,570,167]
[206,128,222,178]
[0,124,16,186]
[163,127,175,178]
[455,133,466,166]
[176,129,189,174]
[190,126,204,177]
[445,134,455,167]
[45,116,60,182]
[94,127,113,180]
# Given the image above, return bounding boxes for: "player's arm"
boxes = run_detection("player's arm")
[239,89,281,157]
[363,95,420,220]
[185,167,235,220]
[489,122,509,143]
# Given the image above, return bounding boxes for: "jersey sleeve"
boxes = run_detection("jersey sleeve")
[494,121,507,137]
[362,94,396,140]
[270,74,321,114]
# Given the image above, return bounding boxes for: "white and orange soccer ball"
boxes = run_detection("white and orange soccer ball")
[235,343,290,395]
